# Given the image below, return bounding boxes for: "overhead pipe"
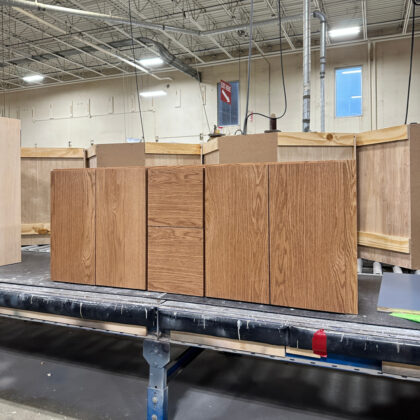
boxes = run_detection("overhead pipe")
[313,10,327,132]
[138,37,201,81]
[302,0,311,132]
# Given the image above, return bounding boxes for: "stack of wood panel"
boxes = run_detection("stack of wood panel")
[51,160,357,314]
[357,124,420,270]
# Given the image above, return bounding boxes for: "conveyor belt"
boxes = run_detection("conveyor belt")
[0,252,419,365]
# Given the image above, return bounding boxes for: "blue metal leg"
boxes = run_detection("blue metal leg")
[143,340,170,420]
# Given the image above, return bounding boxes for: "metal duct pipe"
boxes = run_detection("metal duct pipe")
[302,0,311,132]
[138,38,201,81]
[313,10,327,132]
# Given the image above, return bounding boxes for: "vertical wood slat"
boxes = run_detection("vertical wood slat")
[205,164,270,304]
[269,161,358,314]
[96,167,146,289]
[0,118,21,266]
[51,169,96,285]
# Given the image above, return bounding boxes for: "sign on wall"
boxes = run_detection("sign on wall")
[220,80,232,105]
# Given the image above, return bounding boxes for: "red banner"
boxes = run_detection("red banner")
[220,80,232,105]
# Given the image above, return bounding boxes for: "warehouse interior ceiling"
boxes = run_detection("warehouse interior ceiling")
[0,0,418,91]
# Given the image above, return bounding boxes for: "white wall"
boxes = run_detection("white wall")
[3,37,419,148]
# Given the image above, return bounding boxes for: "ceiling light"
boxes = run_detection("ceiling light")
[342,69,361,75]
[22,74,44,83]
[138,57,164,67]
[329,27,361,38]
[139,90,167,98]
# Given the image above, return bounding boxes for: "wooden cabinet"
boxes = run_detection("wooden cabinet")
[205,164,270,304]
[357,124,420,269]
[51,169,96,285]
[269,161,358,314]
[0,118,21,267]
[21,147,85,245]
[96,167,146,289]
[51,167,146,289]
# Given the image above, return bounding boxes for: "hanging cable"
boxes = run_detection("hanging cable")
[242,0,254,134]
[243,0,288,132]
[128,0,145,141]
[194,57,210,134]
[405,0,419,124]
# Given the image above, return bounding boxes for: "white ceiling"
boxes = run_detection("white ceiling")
[0,0,417,90]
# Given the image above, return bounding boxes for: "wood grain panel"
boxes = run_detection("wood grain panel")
[0,118,21,266]
[270,161,357,314]
[21,157,85,225]
[145,143,201,155]
[205,164,269,304]
[356,125,408,146]
[96,168,146,289]
[148,227,204,296]
[21,147,85,159]
[51,169,95,284]
[148,166,203,228]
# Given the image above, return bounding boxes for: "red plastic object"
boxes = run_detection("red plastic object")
[312,329,327,357]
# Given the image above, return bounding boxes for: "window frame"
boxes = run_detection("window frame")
[334,65,363,119]
[217,80,240,127]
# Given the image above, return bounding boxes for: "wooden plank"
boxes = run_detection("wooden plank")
[96,168,146,289]
[21,147,85,159]
[148,227,204,296]
[356,125,408,146]
[358,231,410,254]
[0,117,21,267]
[171,331,285,357]
[205,164,269,304]
[21,156,85,226]
[51,169,96,285]
[21,235,50,246]
[148,166,203,228]
[286,347,321,359]
[22,223,50,235]
[358,246,412,269]
[202,139,219,155]
[382,361,420,378]
[277,132,355,146]
[270,161,358,314]
[145,142,201,155]
[145,154,201,167]
[0,307,147,337]
[277,146,354,162]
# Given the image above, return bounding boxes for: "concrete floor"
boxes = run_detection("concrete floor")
[0,318,418,419]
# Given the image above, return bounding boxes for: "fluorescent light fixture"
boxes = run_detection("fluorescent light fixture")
[22,74,44,83]
[329,26,361,38]
[342,69,361,74]
[138,57,164,67]
[139,90,167,98]
[351,96,362,99]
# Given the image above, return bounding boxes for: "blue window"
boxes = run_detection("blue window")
[217,81,239,126]
[335,67,362,117]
